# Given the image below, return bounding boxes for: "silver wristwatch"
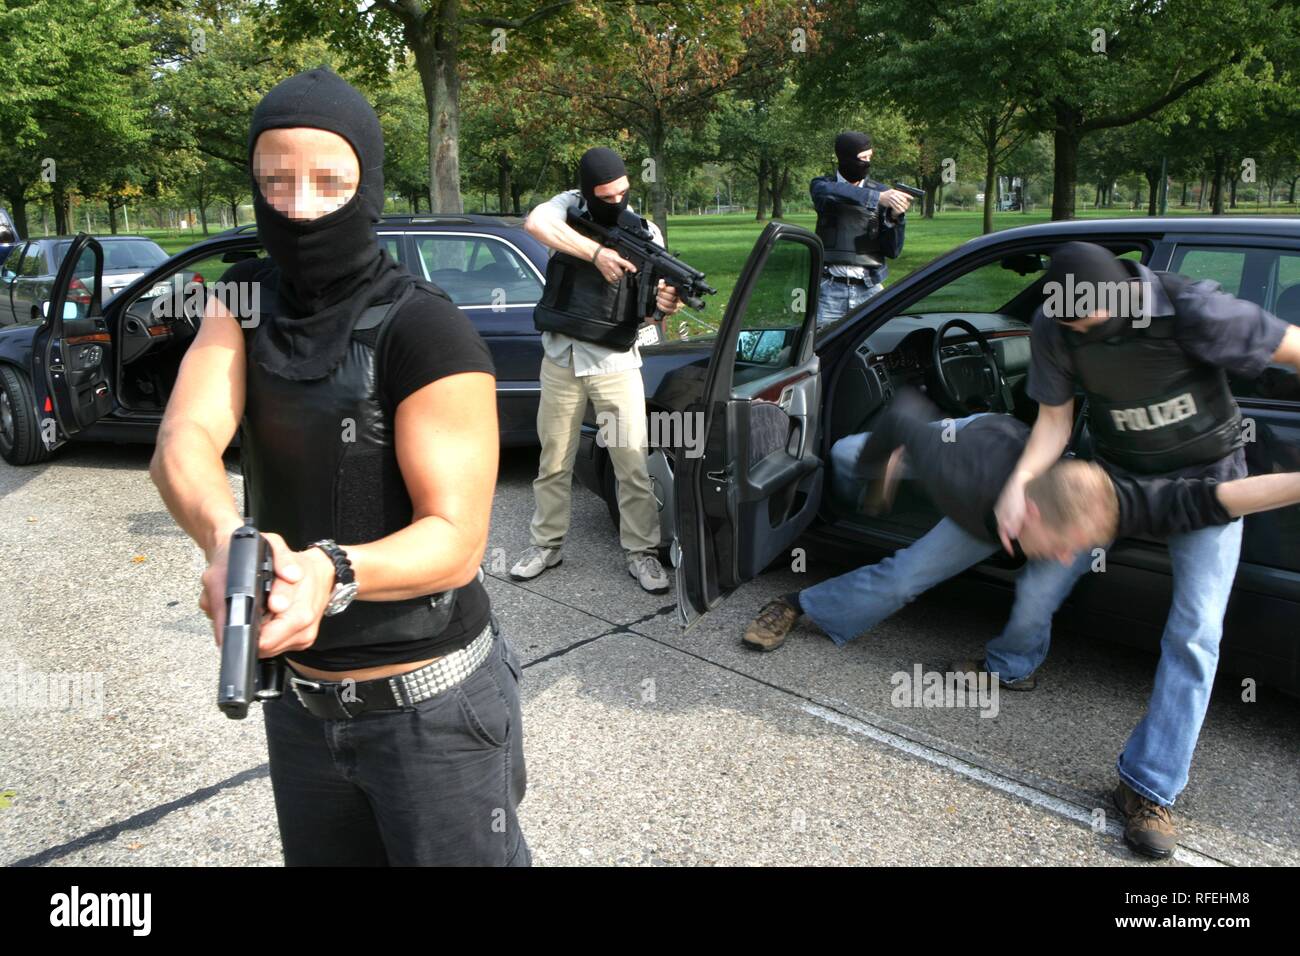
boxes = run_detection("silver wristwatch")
[308,539,358,617]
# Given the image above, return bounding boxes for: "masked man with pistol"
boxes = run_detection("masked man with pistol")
[811,131,912,327]
[509,147,683,592]
[150,68,529,866]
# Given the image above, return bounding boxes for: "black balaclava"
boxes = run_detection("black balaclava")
[247,66,410,381]
[835,131,873,182]
[1043,241,1134,340]
[579,147,629,227]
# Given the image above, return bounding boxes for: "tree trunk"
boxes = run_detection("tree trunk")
[1050,109,1080,220]
[3,186,28,237]
[1288,176,1298,204]
[755,156,770,220]
[982,145,996,234]
[1197,171,1207,209]
[1094,183,1102,208]
[108,201,119,234]
[510,181,523,216]
[1180,180,1188,206]
[1145,169,1159,216]
[230,198,239,226]
[198,201,209,235]
[646,116,669,241]
[413,19,463,214]
[53,182,69,235]
[496,152,512,213]
[771,166,790,219]
[1229,172,1238,210]
[1211,154,1225,215]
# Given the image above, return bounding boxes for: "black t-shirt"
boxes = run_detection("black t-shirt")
[221,257,497,669]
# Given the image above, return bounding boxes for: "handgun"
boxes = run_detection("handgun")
[891,182,926,201]
[217,524,283,719]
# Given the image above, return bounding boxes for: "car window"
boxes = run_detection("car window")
[1,243,24,278]
[56,238,166,272]
[132,249,268,326]
[378,234,403,264]
[1169,247,1244,295]
[1170,245,1300,402]
[902,248,1142,320]
[409,234,542,307]
[732,236,812,390]
[20,246,44,277]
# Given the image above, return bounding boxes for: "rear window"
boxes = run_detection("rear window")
[54,239,167,272]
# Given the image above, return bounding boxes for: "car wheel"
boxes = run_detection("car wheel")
[0,364,52,466]
[602,445,675,567]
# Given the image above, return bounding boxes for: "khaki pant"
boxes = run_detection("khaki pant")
[529,355,659,555]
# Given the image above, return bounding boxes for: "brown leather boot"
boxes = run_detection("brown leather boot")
[1112,781,1177,860]
[742,597,801,651]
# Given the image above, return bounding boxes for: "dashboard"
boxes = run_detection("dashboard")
[831,312,1033,438]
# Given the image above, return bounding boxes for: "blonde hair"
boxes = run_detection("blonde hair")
[1025,460,1119,543]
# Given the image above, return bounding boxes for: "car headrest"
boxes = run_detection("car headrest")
[1275,283,1300,324]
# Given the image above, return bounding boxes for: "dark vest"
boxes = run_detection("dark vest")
[814,177,884,267]
[532,207,645,349]
[1063,273,1242,474]
[239,282,458,653]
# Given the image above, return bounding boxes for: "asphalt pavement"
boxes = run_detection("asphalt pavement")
[1,441,1296,866]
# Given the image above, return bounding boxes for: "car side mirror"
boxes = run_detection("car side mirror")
[41,300,78,320]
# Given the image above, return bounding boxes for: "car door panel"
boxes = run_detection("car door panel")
[31,235,113,444]
[675,221,824,625]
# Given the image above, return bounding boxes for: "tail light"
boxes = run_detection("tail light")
[68,277,91,305]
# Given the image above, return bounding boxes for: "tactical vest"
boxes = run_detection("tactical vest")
[532,207,645,349]
[814,178,884,267]
[1063,273,1242,474]
[239,281,458,653]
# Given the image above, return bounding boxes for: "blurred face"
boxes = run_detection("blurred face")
[252,127,360,221]
[593,175,630,205]
[1016,498,1100,563]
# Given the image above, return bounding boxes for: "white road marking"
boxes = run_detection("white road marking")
[801,702,1223,867]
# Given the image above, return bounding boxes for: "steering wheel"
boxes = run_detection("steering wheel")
[930,318,1012,414]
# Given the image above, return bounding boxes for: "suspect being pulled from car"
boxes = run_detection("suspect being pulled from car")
[992,240,1300,859]
[149,67,529,867]
[810,131,911,327]
[510,146,682,593]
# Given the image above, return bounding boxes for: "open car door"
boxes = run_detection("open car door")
[31,234,113,450]
[674,221,824,627]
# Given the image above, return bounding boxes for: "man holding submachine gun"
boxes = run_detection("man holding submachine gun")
[510,146,712,593]
[811,130,919,327]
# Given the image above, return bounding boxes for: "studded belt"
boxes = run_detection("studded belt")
[286,621,496,720]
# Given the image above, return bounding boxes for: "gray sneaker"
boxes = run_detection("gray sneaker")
[627,551,670,593]
[510,544,562,580]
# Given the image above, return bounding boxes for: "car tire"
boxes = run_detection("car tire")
[0,364,52,466]
[602,445,675,567]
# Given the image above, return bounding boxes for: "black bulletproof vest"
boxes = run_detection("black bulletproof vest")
[239,282,458,653]
[1063,274,1242,475]
[532,207,645,349]
[814,178,884,267]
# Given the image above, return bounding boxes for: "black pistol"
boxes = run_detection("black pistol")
[891,182,926,201]
[217,525,283,719]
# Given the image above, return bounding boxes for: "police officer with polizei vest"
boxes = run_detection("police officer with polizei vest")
[811,131,912,327]
[992,241,1300,859]
[509,147,684,592]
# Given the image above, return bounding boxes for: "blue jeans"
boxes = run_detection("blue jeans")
[808,414,1010,641]
[817,276,883,327]
[984,519,1244,806]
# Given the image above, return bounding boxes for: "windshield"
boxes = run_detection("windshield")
[54,239,167,272]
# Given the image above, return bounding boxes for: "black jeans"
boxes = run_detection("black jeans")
[262,620,530,866]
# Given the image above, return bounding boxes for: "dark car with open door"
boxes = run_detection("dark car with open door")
[574,217,1300,696]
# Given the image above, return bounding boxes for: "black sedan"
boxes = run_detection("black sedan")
[573,216,1300,696]
[0,214,552,465]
